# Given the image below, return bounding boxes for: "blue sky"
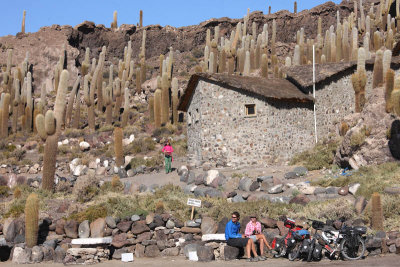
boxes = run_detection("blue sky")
[1,0,341,36]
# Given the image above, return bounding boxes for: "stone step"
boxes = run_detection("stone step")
[202,234,226,242]
[71,237,112,245]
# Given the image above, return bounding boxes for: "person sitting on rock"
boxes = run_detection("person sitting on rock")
[244,214,272,260]
[225,211,265,262]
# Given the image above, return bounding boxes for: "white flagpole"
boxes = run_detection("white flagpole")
[313,45,318,144]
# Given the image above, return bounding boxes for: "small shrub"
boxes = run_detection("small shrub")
[126,137,156,155]
[5,199,25,218]
[0,185,9,197]
[56,180,72,193]
[155,201,165,213]
[64,128,84,138]
[69,205,108,223]
[13,187,22,198]
[111,176,123,191]
[290,139,339,170]
[98,125,114,133]
[73,175,100,203]
[350,131,366,148]
[192,49,203,58]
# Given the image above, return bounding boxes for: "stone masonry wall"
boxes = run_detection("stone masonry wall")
[187,71,374,167]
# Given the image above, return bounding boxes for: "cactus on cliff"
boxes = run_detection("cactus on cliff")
[25,193,39,248]
[385,69,395,113]
[65,76,81,128]
[21,10,26,34]
[111,11,118,29]
[40,70,69,191]
[171,78,179,125]
[121,87,130,127]
[161,73,169,125]
[1,93,10,138]
[140,10,143,27]
[371,192,384,231]
[114,127,124,167]
[373,50,384,88]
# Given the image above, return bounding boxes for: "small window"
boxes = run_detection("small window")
[245,104,256,116]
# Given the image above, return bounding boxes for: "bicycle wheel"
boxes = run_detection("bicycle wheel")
[340,236,365,260]
[288,242,301,261]
[307,240,315,262]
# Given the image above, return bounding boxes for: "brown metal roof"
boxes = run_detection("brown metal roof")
[178,73,314,111]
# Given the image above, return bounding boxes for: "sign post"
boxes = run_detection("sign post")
[187,198,202,220]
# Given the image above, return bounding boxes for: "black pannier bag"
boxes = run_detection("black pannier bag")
[313,243,323,260]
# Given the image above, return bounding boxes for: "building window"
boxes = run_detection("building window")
[188,112,192,126]
[245,104,256,116]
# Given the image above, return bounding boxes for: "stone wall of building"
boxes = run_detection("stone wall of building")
[186,71,374,167]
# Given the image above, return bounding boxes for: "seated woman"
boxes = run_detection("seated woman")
[244,215,272,260]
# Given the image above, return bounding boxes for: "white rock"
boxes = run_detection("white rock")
[121,253,134,262]
[67,248,97,256]
[88,161,97,169]
[96,158,101,165]
[205,170,219,185]
[69,158,81,172]
[12,247,30,264]
[103,160,109,168]
[122,134,135,146]
[300,186,316,195]
[0,237,6,246]
[57,142,63,147]
[201,234,226,242]
[124,156,133,167]
[62,139,69,145]
[71,237,112,245]
[79,141,90,151]
[73,165,88,176]
[349,158,359,170]
[349,183,361,195]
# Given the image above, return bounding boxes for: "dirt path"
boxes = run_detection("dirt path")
[2,255,399,267]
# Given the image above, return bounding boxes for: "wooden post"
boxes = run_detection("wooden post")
[191,206,195,220]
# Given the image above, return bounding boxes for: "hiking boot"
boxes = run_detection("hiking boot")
[246,257,259,262]
[257,256,267,261]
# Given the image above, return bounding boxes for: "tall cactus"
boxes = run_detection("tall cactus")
[1,93,10,138]
[154,80,162,128]
[140,10,143,27]
[373,50,384,88]
[40,70,69,191]
[21,10,26,34]
[65,76,81,127]
[161,73,169,125]
[114,78,122,117]
[72,89,81,129]
[371,192,384,230]
[171,78,179,125]
[12,79,20,134]
[391,75,400,116]
[104,82,113,125]
[121,87,130,127]
[294,1,297,14]
[81,48,90,76]
[25,193,39,248]
[148,96,154,123]
[111,11,118,29]
[385,69,395,113]
[114,127,124,167]
[351,48,367,112]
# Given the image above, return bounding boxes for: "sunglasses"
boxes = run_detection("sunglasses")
[232,216,238,219]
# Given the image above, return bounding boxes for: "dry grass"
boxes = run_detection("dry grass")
[290,139,339,170]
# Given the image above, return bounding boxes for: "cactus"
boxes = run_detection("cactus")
[154,85,162,128]
[271,19,277,55]
[21,10,26,34]
[351,70,367,112]
[171,78,179,125]
[294,1,297,14]
[219,49,226,73]
[103,82,113,125]
[111,11,118,29]
[261,54,268,78]
[373,50,384,88]
[65,76,81,128]
[14,187,21,198]
[268,6,271,15]
[293,45,300,66]
[1,93,10,138]
[161,73,169,125]
[211,42,218,73]
[374,31,381,51]
[227,51,235,75]
[114,78,122,116]
[371,192,384,230]
[41,70,69,191]
[208,52,215,74]
[243,51,250,75]
[12,79,20,134]
[136,67,141,94]
[383,50,392,82]
[391,75,400,116]
[25,193,39,248]
[121,87,130,127]
[96,47,106,112]
[148,96,154,123]
[339,122,349,136]
[81,48,90,76]
[140,10,143,27]
[111,175,122,189]
[72,88,81,129]
[114,127,124,167]
[385,69,395,113]
[36,114,46,141]
[140,58,146,85]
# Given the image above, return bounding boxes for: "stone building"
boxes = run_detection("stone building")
[178,59,400,167]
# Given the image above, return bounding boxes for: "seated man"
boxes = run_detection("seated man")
[225,211,265,262]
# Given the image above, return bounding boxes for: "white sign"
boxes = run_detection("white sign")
[121,253,134,262]
[187,198,202,207]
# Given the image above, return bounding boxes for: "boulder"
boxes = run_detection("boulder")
[131,215,141,222]
[161,247,180,256]
[232,194,245,203]
[349,183,361,195]
[204,170,220,186]
[238,178,257,192]
[268,184,284,194]
[186,220,201,227]
[112,233,128,248]
[12,247,31,264]
[42,246,55,261]
[277,221,289,236]
[78,220,90,238]
[204,188,223,198]
[289,194,310,205]
[223,245,240,261]
[166,220,175,229]
[178,165,188,176]
[90,218,107,238]
[135,244,145,258]
[112,247,128,260]
[4,218,16,242]
[184,184,197,194]
[384,187,400,195]
[137,232,154,243]
[257,176,273,183]
[196,246,214,262]
[193,186,208,197]
[217,217,229,233]
[131,221,150,235]
[284,171,297,179]
[338,186,349,196]
[294,166,308,176]
[181,227,202,234]
[105,216,116,228]
[54,246,66,263]
[64,220,78,239]
[187,172,196,184]
[194,174,205,185]
[354,197,367,214]
[260,217,277,228]
[326,187,339,194]
[31,246,44,263]
[79,141,90,151]
[144,245,160,257]
[201,217,217,235]
[117,221,133,233]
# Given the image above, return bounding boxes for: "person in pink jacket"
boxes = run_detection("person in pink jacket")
[245,215,272,259]
[161,139,173,174]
